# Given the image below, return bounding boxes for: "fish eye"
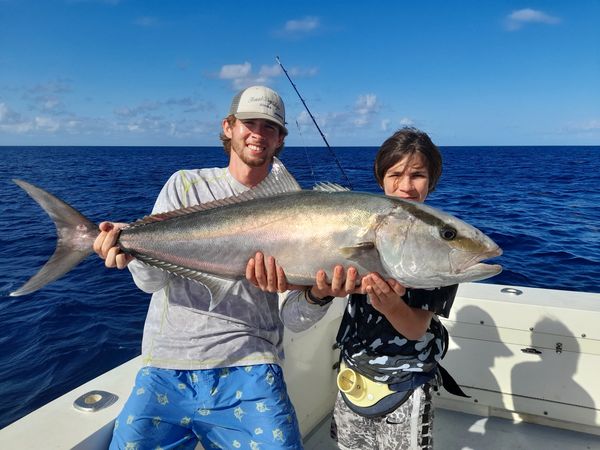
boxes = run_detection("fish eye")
[440,226,457,241]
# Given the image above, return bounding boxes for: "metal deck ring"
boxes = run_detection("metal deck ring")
[73,390,118,412]
[500,287,523,295]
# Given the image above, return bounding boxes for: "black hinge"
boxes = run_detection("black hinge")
[521,347,542,355]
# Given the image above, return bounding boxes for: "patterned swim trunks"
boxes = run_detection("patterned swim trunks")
[109,364,302,450]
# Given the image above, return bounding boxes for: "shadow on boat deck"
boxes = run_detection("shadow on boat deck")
[303,407,600,450]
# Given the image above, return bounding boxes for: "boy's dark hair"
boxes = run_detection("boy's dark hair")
[374,127,442,192]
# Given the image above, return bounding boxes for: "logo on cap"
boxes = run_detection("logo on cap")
[229,86,287,132]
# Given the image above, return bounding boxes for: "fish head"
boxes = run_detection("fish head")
[375,201,502,288]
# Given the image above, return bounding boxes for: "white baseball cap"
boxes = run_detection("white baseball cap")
[228,86,287,133]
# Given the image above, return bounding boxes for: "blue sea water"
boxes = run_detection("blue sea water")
[0,145,599,429]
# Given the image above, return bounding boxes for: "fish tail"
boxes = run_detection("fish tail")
[10,179,99,297]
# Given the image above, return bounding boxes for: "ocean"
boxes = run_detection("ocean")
[0,145,599,429]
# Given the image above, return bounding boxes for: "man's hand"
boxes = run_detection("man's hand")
[246,253,368,300]
[93,222,134,269]
[310,265,365,299]
[246,252,304,293]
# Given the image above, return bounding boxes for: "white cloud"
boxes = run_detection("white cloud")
[275,17,323,39]
[114,97,212,118]
[114,101,161,118]
[350,94,379,128]
[35,116,60,132]
[1,122,33,133]
[0,103,66,134]
[284,16,320,33]
[219,62,252,80]
[353,116,368,127]
[24,94,66,114]
[117,115,204,139]
[381,117,415,132]
[293,93,381,135]
[165,97,213,113]
[231,76,269,91]
[294,108,339,135]
[22,80,71,114]
[355,94,378,115]
[218,62,269,89]
[564,119,600,132]
[26,80,72,95]
[288,66,319,77]
[259,64,283,78]
[505,8,560,31]
[261,63,318,78]
[64,119,83,131]
[0,102,33,133]
[42,98,62,111]
[296,110,312,127]
[581,119,600,131]
[0,93,216,141]
[0,102,18,123]
[219,61,316,90]
[293,94,422,142]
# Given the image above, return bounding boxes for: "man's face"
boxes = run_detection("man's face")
[223,118,284,168]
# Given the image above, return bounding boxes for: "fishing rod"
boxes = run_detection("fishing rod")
[275,56,352,189]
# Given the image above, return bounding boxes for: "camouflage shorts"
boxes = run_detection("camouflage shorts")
[330,385,433,450]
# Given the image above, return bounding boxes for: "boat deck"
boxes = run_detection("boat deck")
[304,408,600,449]
[3,284,600,449]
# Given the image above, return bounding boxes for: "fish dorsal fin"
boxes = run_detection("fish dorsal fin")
[128,157,301,228]
[313,182,351,192]
[265,156,302,194]
[133,254,236,311]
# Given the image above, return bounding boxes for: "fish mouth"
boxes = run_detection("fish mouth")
[462,262,503,278]
[452,246,503,278]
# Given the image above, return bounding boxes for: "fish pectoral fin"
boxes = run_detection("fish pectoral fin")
[339,242,376,259]
[339,242,387,274]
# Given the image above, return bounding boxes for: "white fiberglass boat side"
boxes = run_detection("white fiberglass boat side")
[1,283,599,449]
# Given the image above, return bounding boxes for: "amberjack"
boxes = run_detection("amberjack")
[11,158,502,309]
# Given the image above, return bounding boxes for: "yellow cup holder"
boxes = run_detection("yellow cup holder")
[336,363,394,407]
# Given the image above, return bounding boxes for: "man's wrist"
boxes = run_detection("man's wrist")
[305,288,334,306]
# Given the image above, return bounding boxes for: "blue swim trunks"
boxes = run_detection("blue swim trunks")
[109,364,302,450]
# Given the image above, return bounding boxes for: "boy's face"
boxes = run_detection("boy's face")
[223,117,284,168]
[382,153,430,202]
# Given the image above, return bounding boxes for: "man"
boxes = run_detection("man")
[94,86,327,450]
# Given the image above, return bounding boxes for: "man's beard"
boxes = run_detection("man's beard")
[233,144,274,167]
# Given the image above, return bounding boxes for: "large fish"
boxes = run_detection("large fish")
[10,159,502,308]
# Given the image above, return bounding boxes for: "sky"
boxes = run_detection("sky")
[1,0,599,147]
